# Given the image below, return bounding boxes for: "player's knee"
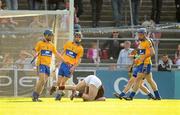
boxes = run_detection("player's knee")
[88,97,95,101]
[88,94,96,101]
[136,76,142,81]
[128,78,134,84]
[39,80,46,87]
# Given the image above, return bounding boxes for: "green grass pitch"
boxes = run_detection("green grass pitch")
[0,97,180,115]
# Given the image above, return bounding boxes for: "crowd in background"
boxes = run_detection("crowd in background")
[85,30,180,70]
[0,0,180,27]
[0,0,180,70]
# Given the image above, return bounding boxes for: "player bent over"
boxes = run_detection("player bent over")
[32,29,64,102]
[51,75,106,101]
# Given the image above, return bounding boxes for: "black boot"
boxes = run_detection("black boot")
[147,93,156,100]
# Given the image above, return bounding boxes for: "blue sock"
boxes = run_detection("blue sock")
[129,92,136,98]
[119,92,125,97]
[32,92,39,99]
[154,90,160,98]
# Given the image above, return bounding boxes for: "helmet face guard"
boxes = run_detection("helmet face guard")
[44,30,54,41]
[74,32,82,44]
[137,28,147,41]
[137,28,147,34]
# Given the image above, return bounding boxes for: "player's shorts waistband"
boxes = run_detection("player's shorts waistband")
[62,62,73,67]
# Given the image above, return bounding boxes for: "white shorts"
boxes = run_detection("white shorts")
[84,75,102,88]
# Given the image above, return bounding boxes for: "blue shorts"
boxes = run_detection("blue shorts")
[137,64,152,74]
[132,66,138,78]
[58,62,72,77]
[38,64,50,76]
[133,64,152,78]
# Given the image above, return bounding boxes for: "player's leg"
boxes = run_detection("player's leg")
[125,63,153,100]
[127,72,144,100]
[114,66,138,99]
[50,76,63,95]
[56,63,73,100]
[69,80,87,100]
[51,62,71,100]
[32,73,49,101]
[94,85,105,101]
[54,80,86,100]
[35,74,49,94]
[55,77,69,100]
[139,80,155,99]
[145,73,161,100]
[114,77,135,99]
[82,84,99,101]
[122,77,135,94]
[122,65,144,100]
[32,65,49,102]
[75,80,86,91]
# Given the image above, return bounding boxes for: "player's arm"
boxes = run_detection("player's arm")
[149,46,155,56]
[50,45,64,63]
[145,41,155,58]
[141,41,155,62]
[31,42,41,64]
[128,49,138,58]
[60,50,65,55]
[54,50,65,62]
[75,47,84,67]
[55,41,69,62]
[70,47,84,73]
[70,57,82,74]
[73,58,82,70]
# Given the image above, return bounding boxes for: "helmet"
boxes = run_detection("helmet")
[137,28,147,34]
[74,32,82,44]
[44,29,54,36]
[44,29,54,42]
[137,28,147,41]
[74,32,82,38]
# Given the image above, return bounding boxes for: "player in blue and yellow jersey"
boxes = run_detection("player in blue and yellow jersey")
[32,29,64,102]
[50,32,84,100]
[114,49,155,100]
[124,28,161,100]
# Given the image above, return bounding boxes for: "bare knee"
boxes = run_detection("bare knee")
[136,73,144,81]
[38,79,46,86]
[89,95,95,101]
[83,95,95,101]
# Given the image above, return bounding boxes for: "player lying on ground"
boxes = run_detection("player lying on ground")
[50,75,106,101]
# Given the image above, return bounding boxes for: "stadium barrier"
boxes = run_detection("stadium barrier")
[1,67,180,99]
[96,69,180,99]
[0,68,95,97]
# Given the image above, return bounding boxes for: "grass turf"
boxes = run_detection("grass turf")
[0,98,180,115]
